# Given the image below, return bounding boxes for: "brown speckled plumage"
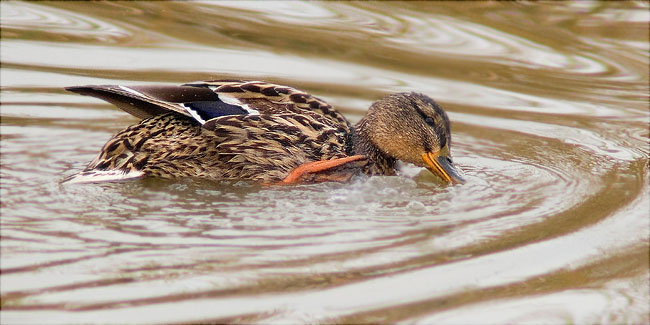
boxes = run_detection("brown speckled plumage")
[65,80,464,184]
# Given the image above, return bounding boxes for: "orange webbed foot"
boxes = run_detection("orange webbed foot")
[280,155,366,184]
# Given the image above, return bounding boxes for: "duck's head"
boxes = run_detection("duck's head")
[358,92,465,184]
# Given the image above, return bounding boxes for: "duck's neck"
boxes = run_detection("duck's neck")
[351,118,397,175]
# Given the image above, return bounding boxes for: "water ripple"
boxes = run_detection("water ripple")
[0,2,130,43]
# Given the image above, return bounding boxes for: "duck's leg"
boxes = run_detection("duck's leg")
[280,155,366,184]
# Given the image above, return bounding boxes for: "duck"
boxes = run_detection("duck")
[64,80,465,185]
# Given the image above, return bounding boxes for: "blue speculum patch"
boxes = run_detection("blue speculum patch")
[185,100,249,120]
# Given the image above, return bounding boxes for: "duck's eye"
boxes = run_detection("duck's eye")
[425,117,434,126]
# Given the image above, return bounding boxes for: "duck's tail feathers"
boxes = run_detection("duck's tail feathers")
[62,169,145,184]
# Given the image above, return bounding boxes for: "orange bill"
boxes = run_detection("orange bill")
[421,150,466,184]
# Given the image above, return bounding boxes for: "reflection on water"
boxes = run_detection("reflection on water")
[1,1,648,324]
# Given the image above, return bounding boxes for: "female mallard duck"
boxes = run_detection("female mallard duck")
[65,80,465,184]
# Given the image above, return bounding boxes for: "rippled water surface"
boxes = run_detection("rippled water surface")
[1,2,649,324]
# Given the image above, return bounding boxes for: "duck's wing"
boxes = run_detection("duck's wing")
[66,80,363,183]
[65,80,351,131]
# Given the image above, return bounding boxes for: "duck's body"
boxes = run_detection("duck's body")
[65,80,464,184]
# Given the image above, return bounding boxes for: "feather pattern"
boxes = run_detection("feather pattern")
[65,81,356,183]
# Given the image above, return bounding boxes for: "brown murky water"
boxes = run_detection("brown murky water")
[1,1,649,324]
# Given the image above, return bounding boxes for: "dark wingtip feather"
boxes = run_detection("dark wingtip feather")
[64,86,91,93]
[64,85,115,96]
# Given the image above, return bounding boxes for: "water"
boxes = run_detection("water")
[1,1,648,324]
